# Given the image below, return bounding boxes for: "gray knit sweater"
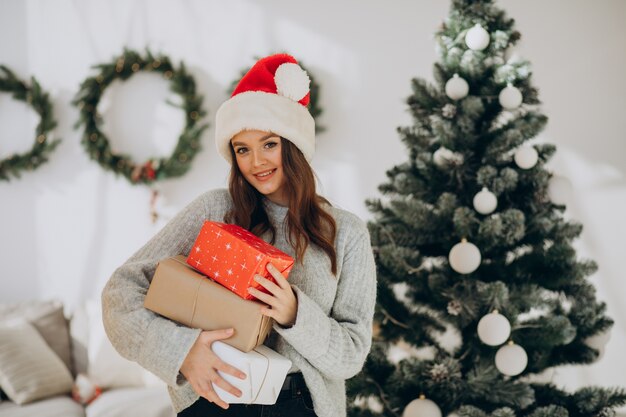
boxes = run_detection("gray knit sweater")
[102,188,377,417]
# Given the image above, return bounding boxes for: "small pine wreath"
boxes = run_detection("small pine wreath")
[228,55,325,133]
[0,66,60,181]
[73,49,208,185]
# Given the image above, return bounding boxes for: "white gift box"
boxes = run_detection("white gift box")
[211,341,292,405]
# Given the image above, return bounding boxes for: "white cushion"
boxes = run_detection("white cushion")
[0,395,84,417]
[0,321,73,405]
[86,386,174,417]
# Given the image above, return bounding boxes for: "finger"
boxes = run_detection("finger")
[260,307,275,319]
[266,263,289,289]
[247,287,276,306]
[209,391,230,410]
[203,328,234,343]
[215,360,247,380]
[254,274,281,295]
[195,381,219,407]
[211,373,243,399]
[203,382,230,409]
[216,400,230,410]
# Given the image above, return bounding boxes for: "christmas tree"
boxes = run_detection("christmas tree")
[348,1,626,416]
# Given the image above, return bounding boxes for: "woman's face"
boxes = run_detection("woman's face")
[231,130,288,206]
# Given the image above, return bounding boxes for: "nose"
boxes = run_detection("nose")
[252,149,267,167]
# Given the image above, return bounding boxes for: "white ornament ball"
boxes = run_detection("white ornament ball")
[473,187,498,215]
[495,343,528,376]
[274,62,310,102]
[514,146,538,169]
[402,397,442,417]
[433,147,464,167]
[449,239,481,274]
[548,174,572,206]
[499,84,523,109]
[445,74,469,100]
[478,311,511,346]
[465,24,490,51]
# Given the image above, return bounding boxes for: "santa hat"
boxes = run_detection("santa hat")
[215,53,315,163]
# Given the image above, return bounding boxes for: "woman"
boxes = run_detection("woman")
[102,53,377,417]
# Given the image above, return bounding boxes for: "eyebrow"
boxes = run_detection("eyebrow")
[231,133,279,147]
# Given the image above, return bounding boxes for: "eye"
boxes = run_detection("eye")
[265,141,277,149]
[235,147,248,155]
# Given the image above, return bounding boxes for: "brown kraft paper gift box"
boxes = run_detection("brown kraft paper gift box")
[144,255,273,352]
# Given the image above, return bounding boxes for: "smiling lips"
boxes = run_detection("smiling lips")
[254,168,276,181]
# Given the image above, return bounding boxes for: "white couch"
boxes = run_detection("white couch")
[0,300,176,417]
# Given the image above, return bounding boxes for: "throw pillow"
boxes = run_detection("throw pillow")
[0,321,74,405]
[0,300,73,375]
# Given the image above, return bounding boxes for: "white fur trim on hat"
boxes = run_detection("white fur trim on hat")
[215,91,315,163]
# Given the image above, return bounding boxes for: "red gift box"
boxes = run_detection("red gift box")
[187,221,294,300]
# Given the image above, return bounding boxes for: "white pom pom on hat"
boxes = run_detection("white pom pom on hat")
[215,54,315,163]
[275,62,311,102]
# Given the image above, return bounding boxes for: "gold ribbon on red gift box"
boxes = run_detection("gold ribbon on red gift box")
[187,221,294,300]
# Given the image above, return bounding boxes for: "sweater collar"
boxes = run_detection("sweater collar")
[262,198,289,222]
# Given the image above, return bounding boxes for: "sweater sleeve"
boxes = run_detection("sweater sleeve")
[273,218,377,380]
[101,191,214,387]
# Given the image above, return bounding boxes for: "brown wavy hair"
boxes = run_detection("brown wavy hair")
[224,137,338,276]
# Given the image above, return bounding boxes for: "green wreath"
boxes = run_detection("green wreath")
[73,49,208,185]
[228,55,325,133]
[0,66,60,181]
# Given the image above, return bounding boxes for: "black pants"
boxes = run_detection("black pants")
[178,373,317,417]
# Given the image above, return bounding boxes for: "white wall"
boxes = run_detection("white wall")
[1,0,625,397]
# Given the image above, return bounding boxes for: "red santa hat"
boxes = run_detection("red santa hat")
[215,53,315,163]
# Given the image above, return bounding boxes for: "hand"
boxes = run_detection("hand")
[247,263,298,327]
[179,329,247,409]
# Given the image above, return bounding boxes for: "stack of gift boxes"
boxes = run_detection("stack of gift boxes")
[144,221,294,405]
